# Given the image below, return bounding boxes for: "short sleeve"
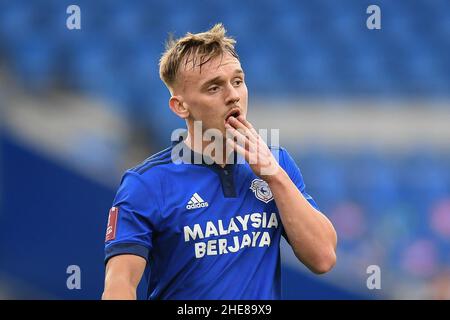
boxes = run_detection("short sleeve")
[278,147,319,210]
[104,170,160,265]
[274,147,321,244]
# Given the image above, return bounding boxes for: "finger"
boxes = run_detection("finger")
[227,117,257,143]
[226,126,261,166]
[225,124,253,153]
[226,137,260,168]
[226,137,249,162]
[225,122,251,143]
[237,115,258,135]
[227,122,268,157]
[232,115,259,140]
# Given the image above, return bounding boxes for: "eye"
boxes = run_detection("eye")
[233,79,243,86]
[208,85,220,93]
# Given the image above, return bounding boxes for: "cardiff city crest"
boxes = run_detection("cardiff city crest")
[250,179,274,203]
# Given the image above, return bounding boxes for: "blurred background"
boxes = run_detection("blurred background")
[0,0,450,299]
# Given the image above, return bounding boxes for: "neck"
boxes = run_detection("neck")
[184,131,232,168]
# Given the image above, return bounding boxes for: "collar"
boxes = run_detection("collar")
[171,137,240,197]
[172,136,239,171]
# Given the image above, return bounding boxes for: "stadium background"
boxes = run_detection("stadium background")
[1,0,450,299]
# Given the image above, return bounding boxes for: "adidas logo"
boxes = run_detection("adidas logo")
[186,193,209,210]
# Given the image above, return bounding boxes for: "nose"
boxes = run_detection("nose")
[225,83,240,106]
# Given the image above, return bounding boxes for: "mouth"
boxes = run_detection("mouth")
[225,108,241,122]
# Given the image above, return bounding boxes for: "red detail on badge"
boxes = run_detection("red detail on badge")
[105,207,118,242]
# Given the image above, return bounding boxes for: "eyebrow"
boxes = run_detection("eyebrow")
[200,69,244,89]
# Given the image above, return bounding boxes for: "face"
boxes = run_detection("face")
[174,52,248,136]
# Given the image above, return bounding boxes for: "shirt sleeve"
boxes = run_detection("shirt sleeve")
[274,147,320,243]
[104,170,161,265]
[277,147,319,210]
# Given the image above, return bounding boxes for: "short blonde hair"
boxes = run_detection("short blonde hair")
[159,23,239,90]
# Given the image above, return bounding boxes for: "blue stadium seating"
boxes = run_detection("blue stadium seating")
[1,0,448,105]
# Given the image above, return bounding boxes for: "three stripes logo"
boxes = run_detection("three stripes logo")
[186,193,209,210]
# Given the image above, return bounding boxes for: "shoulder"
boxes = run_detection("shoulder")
[268,145,289,163]
[119,145,176,191]
[130,145,174,175]
[269,145,302,177]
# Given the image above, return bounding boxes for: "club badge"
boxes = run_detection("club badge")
[250,179,274,203]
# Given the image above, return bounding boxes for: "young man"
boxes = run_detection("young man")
[102,24,337,300]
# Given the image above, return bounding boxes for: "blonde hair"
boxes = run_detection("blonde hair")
[159,23,239,90]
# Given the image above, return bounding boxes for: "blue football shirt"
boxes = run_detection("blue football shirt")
[104,140,319,300]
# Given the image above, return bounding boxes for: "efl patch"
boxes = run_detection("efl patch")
[250,179,274,203]
[105,207,119,242]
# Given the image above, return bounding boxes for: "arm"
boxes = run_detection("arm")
[103,171,158,299]
[102,254,146,300]
[226,115,337,274]
[266,169,337,274]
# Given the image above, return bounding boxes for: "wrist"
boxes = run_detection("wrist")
[264,166,288,185]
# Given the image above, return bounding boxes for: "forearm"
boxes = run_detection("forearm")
[102,277,137,300]
[267,169,337,274]
[225,115,337,272]
[102,254,146,300]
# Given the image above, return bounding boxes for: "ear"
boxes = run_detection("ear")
[169,96,189,119]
